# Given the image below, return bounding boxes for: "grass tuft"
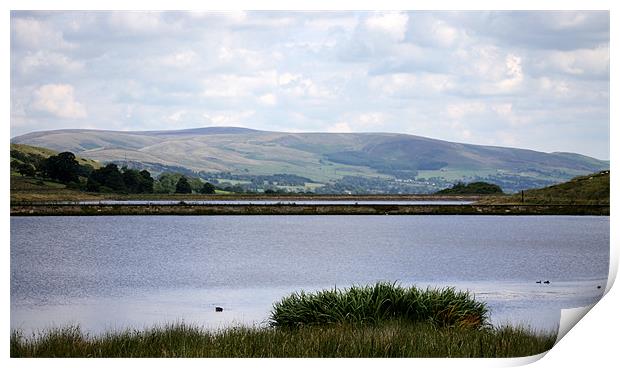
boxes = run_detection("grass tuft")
[270,282,489,329]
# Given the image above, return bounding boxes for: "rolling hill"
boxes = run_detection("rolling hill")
[11,127,609,193]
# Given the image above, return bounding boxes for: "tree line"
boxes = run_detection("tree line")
[11,150,216,194]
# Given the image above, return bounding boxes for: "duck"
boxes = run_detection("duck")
[543,280,550,284]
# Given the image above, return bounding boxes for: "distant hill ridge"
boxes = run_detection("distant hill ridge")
[11,127,609,193]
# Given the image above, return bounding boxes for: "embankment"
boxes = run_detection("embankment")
[10,203,609,216]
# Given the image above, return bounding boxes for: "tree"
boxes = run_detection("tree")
[200,182,216,194]
[41,152,81,183]
[16,163,36,177]
[87,163,126,192]
[175,176,192,194]
[122,167,141,193]
[138,170,154,193]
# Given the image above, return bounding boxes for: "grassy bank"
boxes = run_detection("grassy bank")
[11,321,555,358]
[478,170,609,205]
[10,203,610,216]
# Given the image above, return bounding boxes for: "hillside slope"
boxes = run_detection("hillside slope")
[12,127,609,193]
[10,143,101,169]
[478,171,610,205]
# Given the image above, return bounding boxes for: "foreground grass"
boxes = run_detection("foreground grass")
[11,284,556,358]
[11,321,555,358]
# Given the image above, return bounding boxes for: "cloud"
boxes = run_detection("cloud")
[446,102,486,120]
[365,12,409,42]
[370,72,455,97]
[11,17,74,50]
[202,110,255,126]
[9,11,610,159]
[497,54,524,91]
[258,93,278,106]
[202,71,278,98]
[446,11,609,51]
[327,122,352,133]
[167,110,187,123]
[160,50,197,68]
[532,45,609,78]
[406,13,461,48]
[17,51,84,75]
[29,84,87,119]
[107,12,164,34]
[274,72,335,100]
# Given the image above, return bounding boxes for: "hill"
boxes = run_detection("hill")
[11,127,609,194]
[478,171,609,205]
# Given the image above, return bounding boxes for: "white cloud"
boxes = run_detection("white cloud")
[19,51,84,74]
[278,73,300,86]
[203,71,278,98]
[365,12,409,41]
[277,73,333,99]
[258,93,278,106]
[12,18,74,50]
[167,110,187,123]
[497,54,524,91]
[356,112,386,128]
[370,73,454,97]
[327,122,352,133]
[202,110,255,126]
[537,77,571,97]
[217,47,267,70]
[407,15,461,48]
[160,51,197,68]
[446,102,486,120]
[328,113,387,133]
[107,12,164,33]
[458,47,525,94]
[429,20,459,47]
[30,84,87,119]
[304,16,358,33]
[538,46,609,76]
[492,103,513,117]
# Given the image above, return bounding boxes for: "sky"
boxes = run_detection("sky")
[9,11,610,160]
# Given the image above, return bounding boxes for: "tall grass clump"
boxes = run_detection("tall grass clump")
[269,282,489,329]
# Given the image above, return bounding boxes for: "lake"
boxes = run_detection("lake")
[11,215,609,334]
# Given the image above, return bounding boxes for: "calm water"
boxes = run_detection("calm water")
[11,216,608,334]
[61,200,473,205]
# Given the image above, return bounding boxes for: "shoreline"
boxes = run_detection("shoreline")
[10,203,610,216]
